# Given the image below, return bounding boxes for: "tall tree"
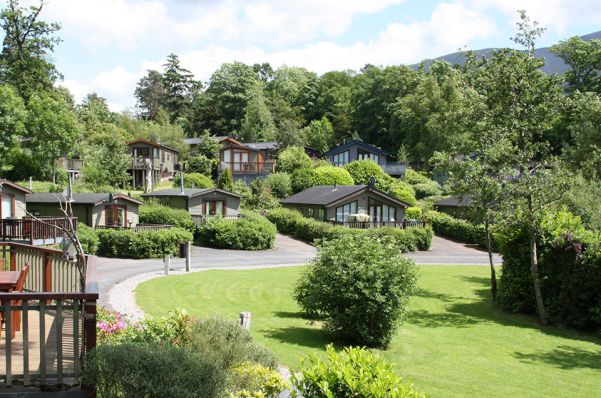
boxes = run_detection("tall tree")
[0,84,26,159]
[83,127,131,188]
[135,70,166,121]
[77,93,116,134]
[239,89,276,142]
[315,70,355,144]
[551,36,601,94]
[0,0,61,99]
[302,116,334,154]
[162,53,200,123]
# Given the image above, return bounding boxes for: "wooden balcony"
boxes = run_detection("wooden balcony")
[1,218,77,246]
[0,242,97,395]
[131,157,161,170]
[219,161,276,174]
[328,220,428,229]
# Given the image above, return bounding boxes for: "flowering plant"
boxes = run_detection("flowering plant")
[97,308,129,343]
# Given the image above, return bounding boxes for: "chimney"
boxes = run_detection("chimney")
[368,177,376,188]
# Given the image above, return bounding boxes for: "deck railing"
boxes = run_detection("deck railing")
[1,242,97,393]
[328,220,428,229]
[219,161,276,174]
[95,223,172,232]
[1,218,77,245]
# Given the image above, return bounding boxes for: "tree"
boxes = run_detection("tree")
[83,129,131,188]
[217,168,233,191]
[267,66,318,122]
[0,0,62,99]
[275,146,311,173]
[162,53,200,123]
[0,84,26,159]
[315,70,355,144]
[25,91,78,182]
[301,117,333,154]
[551,36,601,94]
[78,93,116,134]
[238,90,276,142]
[135,70,166,121]
[311,166,354,186]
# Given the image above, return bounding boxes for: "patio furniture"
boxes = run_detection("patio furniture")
[0,270,21,340]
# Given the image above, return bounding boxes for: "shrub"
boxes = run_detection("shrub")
[412,181,443,199]
[96,227,193,258]
[344,159,386,184]
[291,167,315,193]
[425,211,490,247]
[242,179,281,211]
[293,217,336,243]
[403,168,431,185]
[264,172,292,199]
[83,343,227,398]
[311,166,354,186]
[139,202,194,231]
[364,227,433,252]
[292,345,425,398]
[218,168,234,191]
[227,363,288,398]
[77,223,99,254]
[295,234,418,347]
[276,146,312,173]
[498,210,601,328]
[187,154,216,176]
[196,212,276,250]
[174,172,214,189]
[406,206,423,220]
[266,208,304,234]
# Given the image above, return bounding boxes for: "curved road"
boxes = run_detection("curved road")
[96,234,501,308]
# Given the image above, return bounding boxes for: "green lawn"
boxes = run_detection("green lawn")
[136,265,601,398]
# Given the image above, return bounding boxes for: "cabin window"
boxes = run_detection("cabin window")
[332,150,350,166]
[318,208,326,221]
[368,198,396,222]
[358,151,379,163]
[105,205,127,227]
[0,194,14,219]
[204,200,225,216]
[161,151,165,162]
[335,201,357,222]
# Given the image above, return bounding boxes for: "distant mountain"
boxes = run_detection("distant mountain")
[417,30,601,75]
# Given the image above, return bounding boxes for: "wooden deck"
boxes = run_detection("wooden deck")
[1,309,82,390]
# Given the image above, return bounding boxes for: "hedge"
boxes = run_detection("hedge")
[174,173,214,189]
[77,223,99,255]
[139,202,195,231]
[266,208,432,252]
[425,211,493,248]
[96,227,193,259]
[196,212,276,250]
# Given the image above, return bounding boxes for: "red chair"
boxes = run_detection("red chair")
[1,263,29,339]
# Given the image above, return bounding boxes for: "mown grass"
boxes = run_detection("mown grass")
[136,265,601,398]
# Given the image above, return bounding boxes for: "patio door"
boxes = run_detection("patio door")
[233,151,248,171]
[105,205,127,227]
[368,198,382,224]
[204,200,225,216]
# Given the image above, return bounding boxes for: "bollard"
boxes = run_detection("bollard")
[239,312,251,329]
[185,241,191,272]
[164,254,170,275]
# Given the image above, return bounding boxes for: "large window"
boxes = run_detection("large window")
[358,151,379,163]
[204,200,225,216]
[335,201,358,222]
[105,205,126,226]
[0,194,14,219]
[332,150,350,166]
[368,198,396,222]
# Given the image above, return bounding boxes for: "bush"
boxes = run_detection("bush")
[293,217,336,243]
[292,345,425,398]
[265,208,304,234]
[83,343,227,398]
[139,202,194,231]
[425,211,491,247]
[196,212,276,250]
[187,154,216,176]
[77,223,99,254]
[242,179,281,211]
[276,146,312,173]
[412,181,443,199]
[174,172,214,189]
[311,166,354,186]
[363,227,433,252]
[344,159,386,184]
[498,210,601,328]
[228,363,288,398]
[390,184,417,206]
[264,172,292,199]
[405,206,423,220]
[295,234,418,347]
[403,168,431,185]
[291,167,315,193]
[96,227,193,258]
[218,168,234,191]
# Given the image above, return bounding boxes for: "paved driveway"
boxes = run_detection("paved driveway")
[95,234,316,307]
[407,235,502,265]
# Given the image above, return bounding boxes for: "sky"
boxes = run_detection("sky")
[8,0,601,111]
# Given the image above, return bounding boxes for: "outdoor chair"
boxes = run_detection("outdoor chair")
[0,263,30,339]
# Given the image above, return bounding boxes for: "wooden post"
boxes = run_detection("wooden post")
[83,299,97,398]
[10,246,16,271]
[164,254,170,275]
[44,253,52,293]
[185,241,191,272]
[239,312,251,329]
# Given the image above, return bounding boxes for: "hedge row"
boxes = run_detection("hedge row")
[139,202,195,231]
[266,208,432,252]
[96,228,193,259]
[196,212,276,250]
[425,211,494,248]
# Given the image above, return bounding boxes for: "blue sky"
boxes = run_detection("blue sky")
[9,0,601,110]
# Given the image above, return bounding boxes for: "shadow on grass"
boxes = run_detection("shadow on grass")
[264,326,333,349]
[513,346,601,370]
[407,309,480,328]
[414,288,458,303]
[272,311,308,319]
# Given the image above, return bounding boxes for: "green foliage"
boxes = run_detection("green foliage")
[411,181,443,199]
[292,345,425,398]
[218,168,234,191]
[96,227,193,259]
[264,172,292,199]
[390,184,417,206]
[293,217,335,243]
[301,117,333,154]
[405,207,423,220]
[276,146,312,173]
[311,165,354,186]
[242,178,281,211]
[558,173,601,231]
[295,234,418,347]
[403,168,431,185]
[239,90,276,142]
[290,167,315,193]
[139,202,194,230]
[265,208,304,234]
[344,159,386,184]
[77,223,99,255]
[228,363,288,398]
[425,211,492,248]
[83,129,131,188]
[0,84,25,159]
[550,36,601,94]
[174,172,214,189]
[196,212,276,250]
[187,154,216,176]
[498,210,601,328]
[83,343,227,398]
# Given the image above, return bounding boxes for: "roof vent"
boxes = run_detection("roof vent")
[368,177,376,188]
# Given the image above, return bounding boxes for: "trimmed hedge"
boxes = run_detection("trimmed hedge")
[139,202,195,231]
[77,223,99,255]
[96,227,193,259]
[425,211,492,248]
[196,212,276,250]
[266,208,433,252]
[174,173,214,189]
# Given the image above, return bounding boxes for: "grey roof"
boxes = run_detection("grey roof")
[281,185,367,206]
[0,179,32,194]
[435,196,472,207]
[244,142,279,150]
[141,188,242,199]
[324,140,388,157]
[26,192,143,205]
[184,138,202,145]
